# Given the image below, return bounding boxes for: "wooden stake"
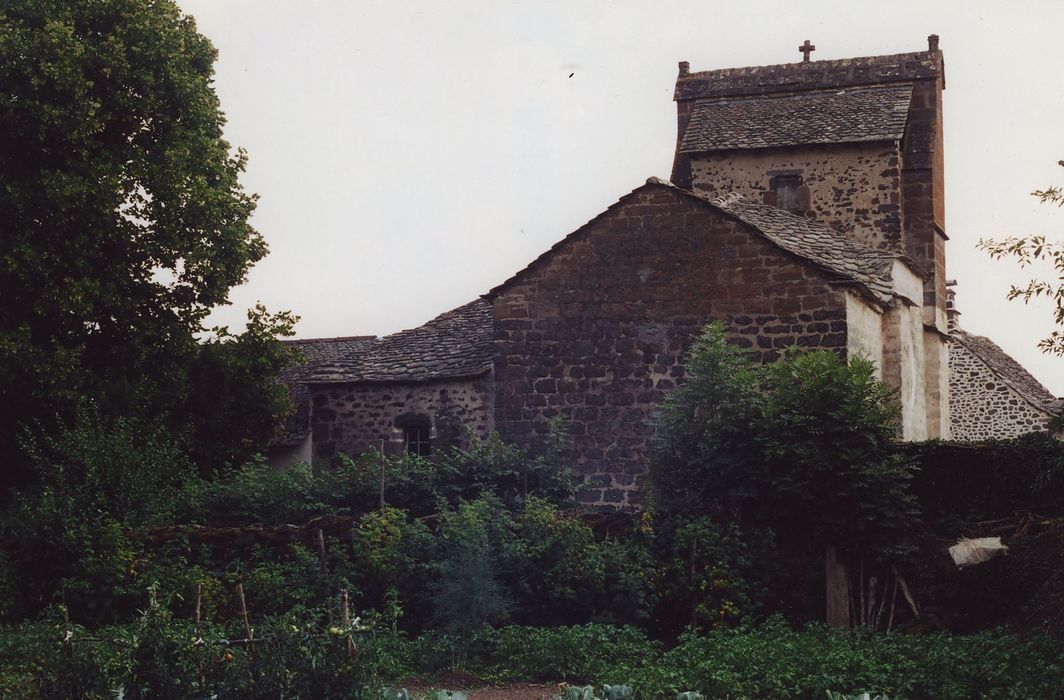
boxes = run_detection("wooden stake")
[689,535,699,628]
[194,582,204,689]
[317,527,328,577]
[894,566,920,620]
[236,583,253,641]
[859,559,866,627]
[341,588,354,654]
[379,439,386,509]
[824,545,851,627]
[886,572,899,633]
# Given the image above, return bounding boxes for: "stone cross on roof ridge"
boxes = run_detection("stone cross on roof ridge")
[799,39,815,62]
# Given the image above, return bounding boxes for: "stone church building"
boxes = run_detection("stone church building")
[269,37,1061,508]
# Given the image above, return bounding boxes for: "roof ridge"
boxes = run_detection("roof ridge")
[675,46,942,101]
[684,49,931,81]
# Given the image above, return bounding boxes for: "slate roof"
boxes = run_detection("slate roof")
[292,180,916,396]
[273,336,378,445]
[679,85,912,153]
[487,179,912,308]
[700,188,904,305]
[675,48,942,101]
[952,329,1062,413]
[308,299,494,384]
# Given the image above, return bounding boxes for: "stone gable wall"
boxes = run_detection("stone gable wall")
[949,342,1055,440]
[310,377,494,460]
[491,187,853,509]
[689,143,902,251]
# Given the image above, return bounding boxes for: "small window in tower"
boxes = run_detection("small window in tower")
[404,425,432,457]
[773,175,802,213]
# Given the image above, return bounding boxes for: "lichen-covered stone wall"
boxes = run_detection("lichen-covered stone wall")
[491,186,855,509]
[309,376,494,460]
[688,143,901,250]
[949,342,1055,440]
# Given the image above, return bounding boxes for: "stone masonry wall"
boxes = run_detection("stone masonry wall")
[310,376,494,460]
[491,186,853,509]
[689,143,902,251]
[949,342,1055,440]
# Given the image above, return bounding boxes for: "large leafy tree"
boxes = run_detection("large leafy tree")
[979,160,1064,355]
[648,324,918,559]
[0,0,294,485]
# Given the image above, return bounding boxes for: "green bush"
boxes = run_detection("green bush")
[0,603,404,699]
[629,618,1064,700]
[649,325,918,560]
[431,498,513,634]
[472,623,660,683]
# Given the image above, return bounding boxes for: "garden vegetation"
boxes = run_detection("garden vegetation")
[1,1,1062,698]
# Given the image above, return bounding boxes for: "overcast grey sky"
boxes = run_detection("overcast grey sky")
[177,0,1064,395]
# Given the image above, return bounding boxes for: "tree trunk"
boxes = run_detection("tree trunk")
[825,545,851,627]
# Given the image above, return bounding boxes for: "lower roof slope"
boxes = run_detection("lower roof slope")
[274,336,378,445]
[308,299,494,384]
[289,177,922,394]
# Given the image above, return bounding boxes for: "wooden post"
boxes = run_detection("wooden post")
[859,559,866,627]
[886,573,899,633]
[236,583,253,641]
[194,582,204,688]
[379,439,386,509]
[689,535,699,628]
[825,545,851,627]
[316,527,328,577]
[317,528,334,625]
[341,588,354,654]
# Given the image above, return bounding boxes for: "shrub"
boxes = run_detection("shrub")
[431,498,513,634]
[473,623,660,683]
[628,618,1064,700]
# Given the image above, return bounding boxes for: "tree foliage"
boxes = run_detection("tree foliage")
[648,324,918,559]
[978,160,1064,355]
[0,0,296,483]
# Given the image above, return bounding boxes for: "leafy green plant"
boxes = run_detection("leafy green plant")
[475,624,659,683]
[431,499,512,635]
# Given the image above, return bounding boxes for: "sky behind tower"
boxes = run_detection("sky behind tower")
[177,0,1064,394]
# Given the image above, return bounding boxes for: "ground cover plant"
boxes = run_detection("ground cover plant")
[2,324,1062,697]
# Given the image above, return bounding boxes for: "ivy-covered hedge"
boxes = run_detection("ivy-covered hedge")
[906,433,1064,529]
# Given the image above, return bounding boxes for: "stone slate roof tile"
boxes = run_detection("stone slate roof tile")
[488,179,910,308]
[675,49,941,101]
[698,189,903,305]
[679,85,912,153]
[309,299,493,384]
[274,336,378,445]
[952,329,1061,413]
